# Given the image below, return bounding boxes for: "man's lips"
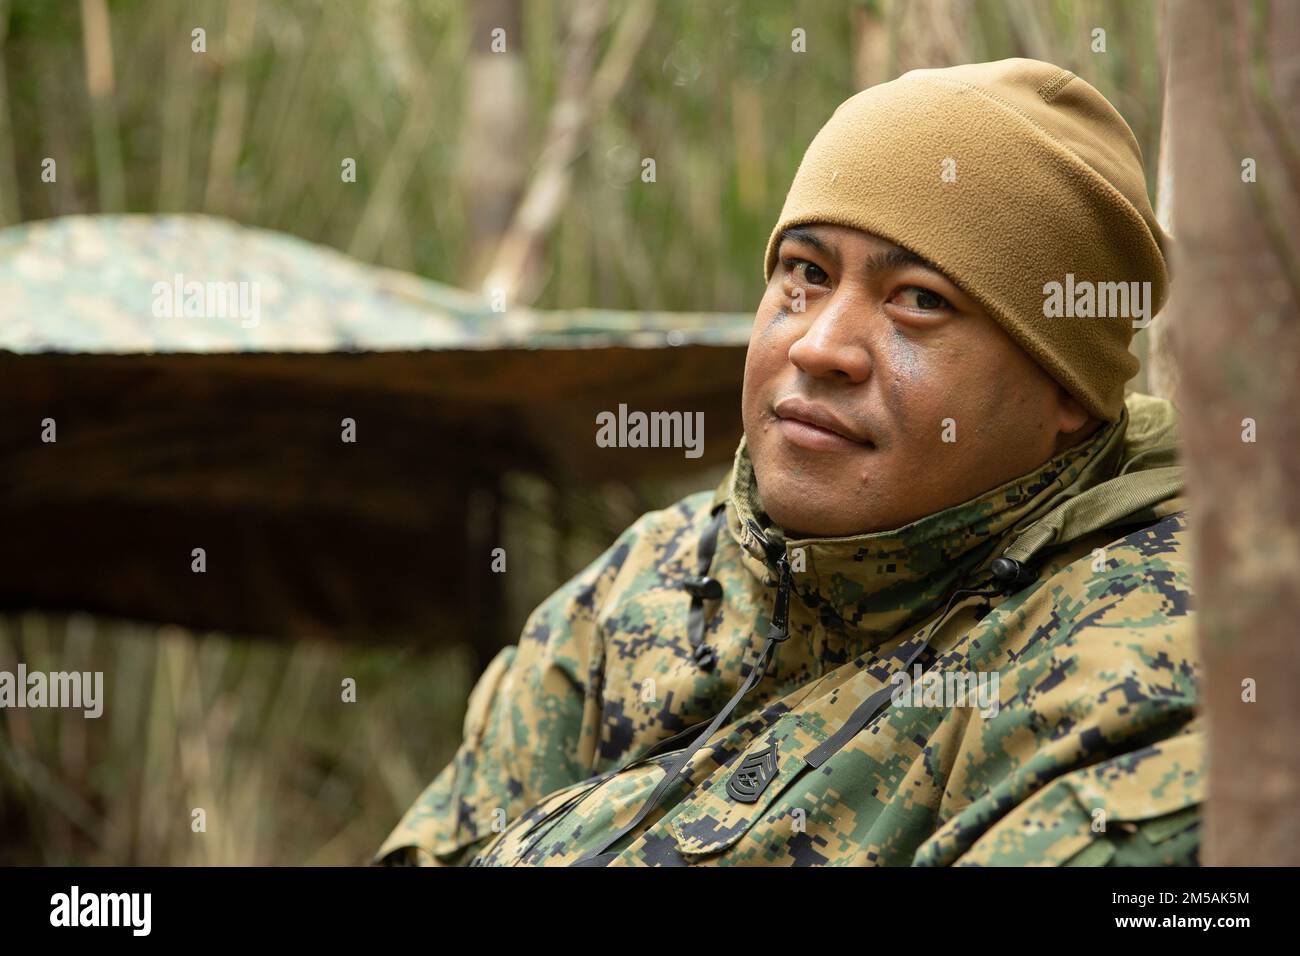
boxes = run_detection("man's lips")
[773,397,874,451]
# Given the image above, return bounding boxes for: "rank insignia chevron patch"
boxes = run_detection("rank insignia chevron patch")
[726,745,779,803]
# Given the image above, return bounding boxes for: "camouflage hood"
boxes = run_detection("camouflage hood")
[379,392,1199,867]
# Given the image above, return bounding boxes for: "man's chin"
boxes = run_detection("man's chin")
[760,487,868,539]
[770,513,869,539]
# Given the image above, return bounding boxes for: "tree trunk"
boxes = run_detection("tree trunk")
[1166,0,1300,865]
[1146,0,1179,402]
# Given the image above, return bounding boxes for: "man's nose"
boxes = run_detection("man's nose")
[786,293,874,383]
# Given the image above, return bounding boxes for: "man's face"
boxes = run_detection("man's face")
[742,223,1094,538]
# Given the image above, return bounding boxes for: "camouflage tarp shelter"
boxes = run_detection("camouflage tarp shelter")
[0,215,750,654]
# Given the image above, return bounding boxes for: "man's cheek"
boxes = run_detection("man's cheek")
[744,337,788,406]
[891,369,964,452]
[740,350,769,418]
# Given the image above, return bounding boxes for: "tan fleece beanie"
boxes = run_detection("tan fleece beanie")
[764,58,1169,422]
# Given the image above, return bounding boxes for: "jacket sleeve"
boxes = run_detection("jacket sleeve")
[373,519,645,866]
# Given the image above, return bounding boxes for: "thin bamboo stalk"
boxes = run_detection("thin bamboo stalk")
[158,0,196,211]
[0,0,21,225]
[203,0,259,214]
[79,0,126,211]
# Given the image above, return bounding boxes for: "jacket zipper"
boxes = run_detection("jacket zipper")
[747,518,792,645]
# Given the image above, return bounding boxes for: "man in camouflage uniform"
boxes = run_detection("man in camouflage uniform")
[378,59,1200,866]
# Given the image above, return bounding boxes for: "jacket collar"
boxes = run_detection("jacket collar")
[719,412,1127,656]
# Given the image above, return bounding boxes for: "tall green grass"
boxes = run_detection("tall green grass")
[0,610,477,865]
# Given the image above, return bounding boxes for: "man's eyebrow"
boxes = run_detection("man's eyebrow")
[777,229,942,277]
[860,247,941,276]
[777,226,834,260]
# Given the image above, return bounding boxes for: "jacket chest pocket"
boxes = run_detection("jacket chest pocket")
[665,712,828,861]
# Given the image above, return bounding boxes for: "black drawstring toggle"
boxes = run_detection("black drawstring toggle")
[990,556,1035,590]
[684,506,728,672]
[683,575,723,601]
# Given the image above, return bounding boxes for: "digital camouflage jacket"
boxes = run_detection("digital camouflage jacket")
[378,393,1201,866]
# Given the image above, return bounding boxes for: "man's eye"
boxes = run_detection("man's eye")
[788,259,829,285]
[897,286,949,311]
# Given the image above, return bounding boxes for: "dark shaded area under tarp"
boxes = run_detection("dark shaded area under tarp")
[0,216,751,659]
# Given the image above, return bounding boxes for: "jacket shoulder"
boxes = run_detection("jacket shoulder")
[1022,510,1194,645]
[915,511,1201,866]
